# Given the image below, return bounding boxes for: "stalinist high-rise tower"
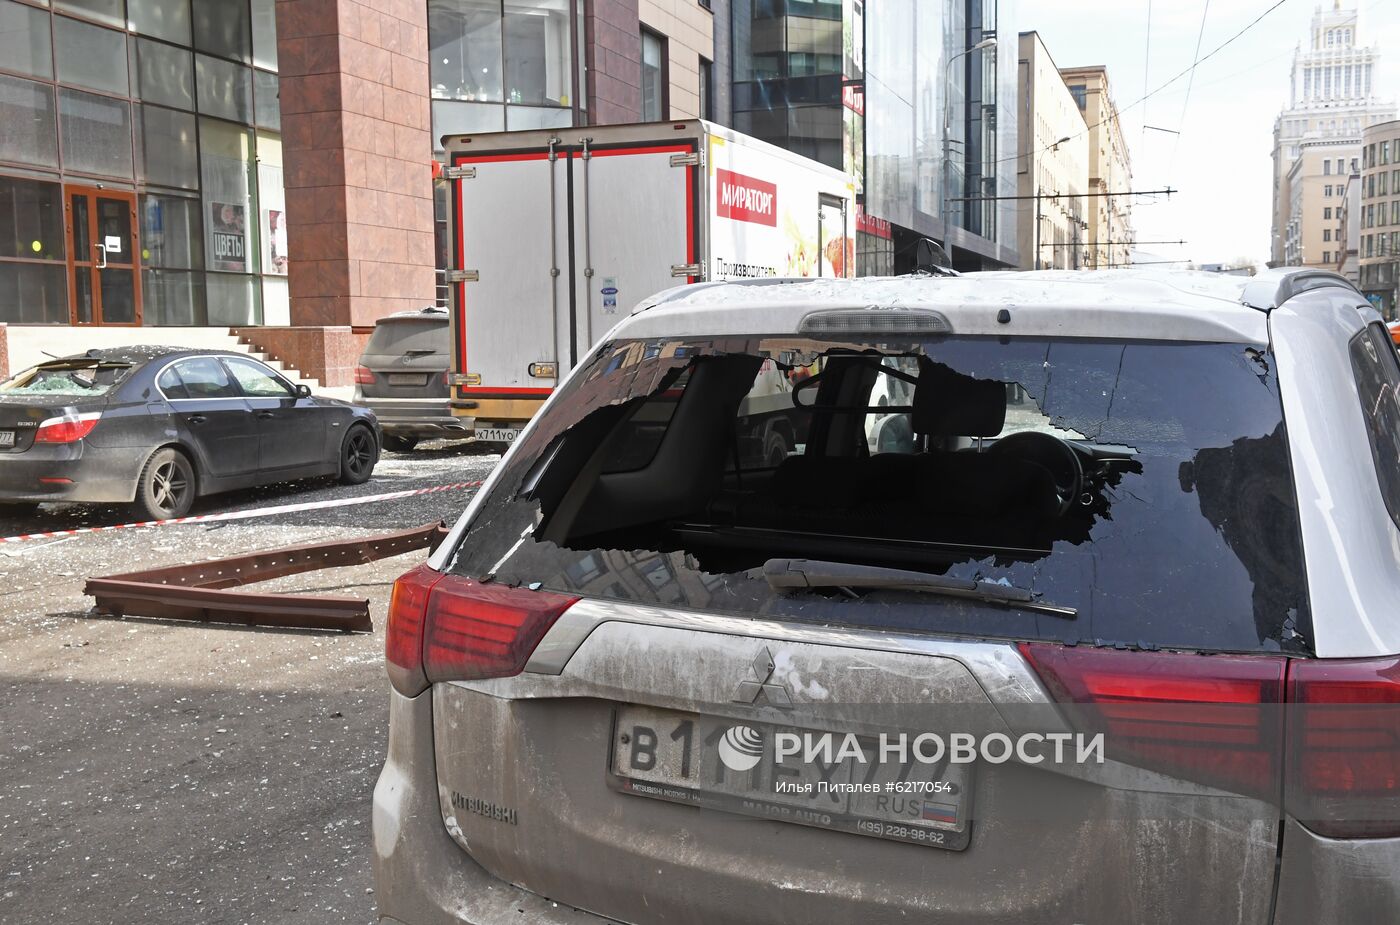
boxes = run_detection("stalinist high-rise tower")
[1269,1,1394,266]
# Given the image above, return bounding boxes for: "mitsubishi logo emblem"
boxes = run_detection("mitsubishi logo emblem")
[731,646,792,708]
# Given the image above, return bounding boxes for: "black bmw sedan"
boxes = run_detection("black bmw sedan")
[0,346,380,520]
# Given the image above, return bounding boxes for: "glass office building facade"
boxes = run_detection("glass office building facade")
[0,0,287,326]
[730,0,1019,273]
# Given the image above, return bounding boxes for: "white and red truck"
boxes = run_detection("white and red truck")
[439,120,856,444]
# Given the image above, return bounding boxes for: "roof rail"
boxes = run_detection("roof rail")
[1240,268,1361,311]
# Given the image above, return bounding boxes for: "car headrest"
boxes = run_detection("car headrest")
[911,359,1007,437]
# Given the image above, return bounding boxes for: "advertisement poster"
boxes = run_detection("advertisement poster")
[210,202,247,271]
[709,137,854,282]
[842,0,865,196]
[265,209,288,275]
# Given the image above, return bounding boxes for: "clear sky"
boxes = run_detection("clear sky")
[1026,0,1400,267]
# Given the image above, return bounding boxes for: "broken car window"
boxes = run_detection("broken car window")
[449,335,1310,655]
[1,361,130,397]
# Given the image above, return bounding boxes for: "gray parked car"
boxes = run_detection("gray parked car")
[375,269,1400,924]
[354,307,468,452]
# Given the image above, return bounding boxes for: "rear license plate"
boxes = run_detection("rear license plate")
[387,373,427,386]
[0,431,13,447]
[476,427,519,444]
[609,706,973,850]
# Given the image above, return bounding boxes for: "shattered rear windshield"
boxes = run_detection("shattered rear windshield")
[1,361,131,397]
[448,335,1311,654]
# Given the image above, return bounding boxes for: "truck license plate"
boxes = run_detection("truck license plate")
[610,705,973,850]
[476,427,519,444]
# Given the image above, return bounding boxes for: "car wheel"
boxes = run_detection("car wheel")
[339,425,378,485]
[135,448,195,521]
[382,434,419,453]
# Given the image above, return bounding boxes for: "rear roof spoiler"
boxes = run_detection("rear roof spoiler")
[1240,268,1362,311]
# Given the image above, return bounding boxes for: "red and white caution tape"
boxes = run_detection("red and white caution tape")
[0,480,483,544]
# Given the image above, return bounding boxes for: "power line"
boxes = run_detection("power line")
[983,0,1294,171]
[1169,0,1213,180]
[1140,0,1154,155]
[948,187,1176,202]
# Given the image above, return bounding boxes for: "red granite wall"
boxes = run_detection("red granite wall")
[276,0,436,329]
[587,0,643,123]
[232,326,371,388]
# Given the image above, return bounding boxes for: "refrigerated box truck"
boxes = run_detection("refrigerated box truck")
[439,120,856,444]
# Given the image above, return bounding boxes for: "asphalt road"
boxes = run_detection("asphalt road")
[0,441,502,925]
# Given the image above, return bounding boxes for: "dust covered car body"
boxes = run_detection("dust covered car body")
[0,346,379,519]
[376,269,1400,924]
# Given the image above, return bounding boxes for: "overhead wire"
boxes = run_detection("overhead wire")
[982,0,1294,170]
[1168,0,1213,180]
[1140,0,1154,155]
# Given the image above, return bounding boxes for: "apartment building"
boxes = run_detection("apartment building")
[1058,64,1132,269]
[1359,119,1400,317]
[1284,141,1360,267]
[1337,171,1361,285]
[1016,32,1087,270]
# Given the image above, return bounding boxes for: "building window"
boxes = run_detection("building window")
[430,0,505,102]
[129,0,194,45]
[1068,84,1087,110]
[137,105,199,189]
[54,15,129,95]
[699,57,712,121]
[1383,173,1391,197]
[641,28,665,121]
[427,0,574,141]
[1325,185,1333,197]
[1325,207,1333,220]
[1324,160,1332,176]
[0,0,54,79]
[59,88,134,178]
[1393,201,1400,225]
[0,74,58,168]
[55,0,124,29]
[1323,251,1332,264]
[193,0,252,64]
[1324,228,1332,242]
[0,176,68,323]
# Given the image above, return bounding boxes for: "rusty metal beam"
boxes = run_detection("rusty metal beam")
[83,522,448,633]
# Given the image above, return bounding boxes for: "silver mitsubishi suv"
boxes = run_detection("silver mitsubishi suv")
[374,268,1400,924]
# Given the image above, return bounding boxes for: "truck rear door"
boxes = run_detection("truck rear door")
[570,140,698,364]
[450,148,571,402]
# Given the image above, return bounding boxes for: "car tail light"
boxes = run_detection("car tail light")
[1287,656,1400,838]
[386,564,443,696]
[354,366,376,385]
[385,565,577,696]
[34,411,101,444]
[423,576,578,682]
[1018,643,1286,798]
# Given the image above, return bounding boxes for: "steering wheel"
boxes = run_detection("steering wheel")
[987,431,1084,517]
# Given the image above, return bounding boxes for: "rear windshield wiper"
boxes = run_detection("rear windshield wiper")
[762,558,1077,619]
